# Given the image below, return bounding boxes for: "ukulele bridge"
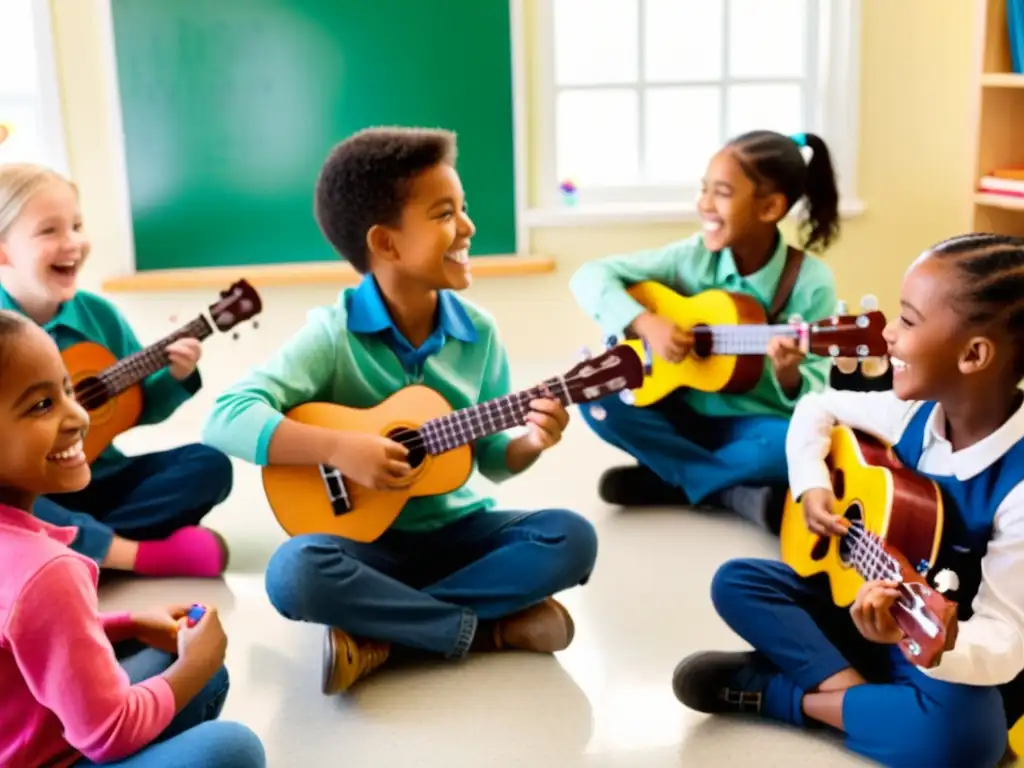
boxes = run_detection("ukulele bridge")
[318,464,351,516]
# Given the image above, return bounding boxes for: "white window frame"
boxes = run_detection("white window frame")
[519,0,863,227]
[0,0,69,176]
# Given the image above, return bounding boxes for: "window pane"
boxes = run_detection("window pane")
[727,84,804,138]
[554,0,638,85]
[0,103,43,165]
[644,0,724,83]
[556,89,639,187]
[728,0,807,78]
[0,1,41,95]
[644,86,721,184]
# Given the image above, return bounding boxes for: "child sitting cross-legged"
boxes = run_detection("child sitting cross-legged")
[202,127,599,694]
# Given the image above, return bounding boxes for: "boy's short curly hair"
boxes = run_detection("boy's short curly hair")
[314,126,458,273]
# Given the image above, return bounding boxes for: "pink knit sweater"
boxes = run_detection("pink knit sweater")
[0,504,175,767]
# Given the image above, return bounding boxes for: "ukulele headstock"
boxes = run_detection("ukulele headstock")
[207,280,263,335]
[562,344,645,405]
[885,546,959,669]
[804,295,888,360]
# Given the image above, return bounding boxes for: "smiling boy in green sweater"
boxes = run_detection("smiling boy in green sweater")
[202,127,598,694]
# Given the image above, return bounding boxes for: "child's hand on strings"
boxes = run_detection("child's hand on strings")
[767,337,805,396]
[801,487,847,537]
[633,312,693,363]
[167,338,203,380]
[850,579,904,644]
[329,432,411,490]
[524,390,570,452]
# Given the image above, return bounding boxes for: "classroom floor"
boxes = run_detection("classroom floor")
[99,361,873,768]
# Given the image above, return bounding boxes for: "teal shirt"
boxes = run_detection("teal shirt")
[201,275,517,532]
[569,231,837,418]
[0,286,201,474]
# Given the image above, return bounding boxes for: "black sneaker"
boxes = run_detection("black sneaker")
[672,651,765,715]
[597,465,689,506]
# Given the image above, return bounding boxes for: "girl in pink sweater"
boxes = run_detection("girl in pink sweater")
[0,310,265,767]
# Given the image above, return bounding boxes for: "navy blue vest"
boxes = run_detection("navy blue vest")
[892,402,1024,620]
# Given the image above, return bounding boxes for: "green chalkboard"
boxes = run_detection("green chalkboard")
[110,0,517,271]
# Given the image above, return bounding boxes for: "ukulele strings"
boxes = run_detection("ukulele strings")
[379,365,605,455]
[72,322,208,403]
[842,523,901,581]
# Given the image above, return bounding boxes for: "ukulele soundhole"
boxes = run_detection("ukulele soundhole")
[837,501,865,566]
[388,427,426,469]
[73,376,112,410]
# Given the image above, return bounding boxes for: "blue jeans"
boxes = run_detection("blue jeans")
[75,642,264,767]
[580,390,790,503]
[265,509,599,658]
[711,558,1008,767]
[33,444,233,562]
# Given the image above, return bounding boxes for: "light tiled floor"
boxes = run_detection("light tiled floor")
[99,363,873,768]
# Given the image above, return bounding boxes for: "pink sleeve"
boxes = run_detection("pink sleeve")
[6,557,176,763]
[100,611,135,643]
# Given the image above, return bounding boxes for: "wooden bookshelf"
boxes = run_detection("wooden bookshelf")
[972,0,1024,236]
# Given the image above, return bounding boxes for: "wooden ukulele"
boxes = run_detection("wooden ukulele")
[618,283,888,407]
[779,425,958,667]
[64,280,262,462]
[262,344,648,542]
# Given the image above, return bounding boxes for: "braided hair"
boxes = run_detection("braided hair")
[931,233,1024,378]
[726,130,840,253]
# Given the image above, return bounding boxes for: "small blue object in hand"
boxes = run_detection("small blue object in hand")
[186,604,206,628]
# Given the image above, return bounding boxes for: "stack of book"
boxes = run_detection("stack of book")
[978,168,1024,205]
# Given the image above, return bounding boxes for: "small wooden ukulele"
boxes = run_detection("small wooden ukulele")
[262,344,648,542]
[618,284,888,407]
[779,425,958,667]
[64,280,262,462]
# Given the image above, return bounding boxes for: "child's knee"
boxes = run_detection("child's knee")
[195,447,233,501]
[264,536,357,621]
[198,721,266,767]
[710,558,775,619]
[534,509,598,585]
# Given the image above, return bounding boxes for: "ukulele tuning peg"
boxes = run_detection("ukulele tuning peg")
[859,294,879,312]
[588,404,607,421]
[232,332,240,341]
[619,389,636,406]
[252,321,260,330]
[835,299,849,315]
[578,346,592,361]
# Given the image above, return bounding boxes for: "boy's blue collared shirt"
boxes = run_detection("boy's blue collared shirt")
[346,275,477,375]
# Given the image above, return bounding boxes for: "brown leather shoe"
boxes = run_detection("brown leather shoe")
[491,598,575,653]
[321,627,390,695]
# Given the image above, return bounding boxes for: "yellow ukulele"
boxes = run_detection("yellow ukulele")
[618,283,889,407]
[262,344,647,542]
[64,280,262,462]
[780,425,958,668]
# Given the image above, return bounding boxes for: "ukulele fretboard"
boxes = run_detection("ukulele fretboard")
[98,316,213,396]
[849,526,900,583]
[696,323,803,355]
[419,375,572,455]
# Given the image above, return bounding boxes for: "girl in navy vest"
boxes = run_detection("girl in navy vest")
[672,233,1024,767]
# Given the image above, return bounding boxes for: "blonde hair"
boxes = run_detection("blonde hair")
[0,163,76,241]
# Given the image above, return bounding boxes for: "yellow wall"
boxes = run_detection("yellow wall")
[48,0,976,330]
